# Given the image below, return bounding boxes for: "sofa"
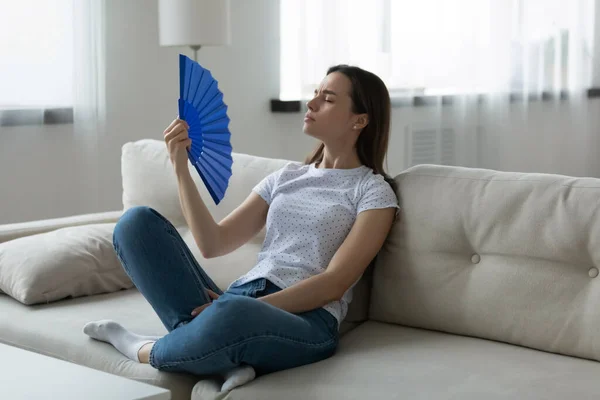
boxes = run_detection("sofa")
[1,138,600,400]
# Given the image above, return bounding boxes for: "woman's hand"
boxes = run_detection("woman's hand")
[163,118,192,173]
[191,289,220,317]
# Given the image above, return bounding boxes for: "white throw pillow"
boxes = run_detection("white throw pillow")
[0,223,133,305]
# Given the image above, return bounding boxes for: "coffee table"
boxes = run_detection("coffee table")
[0,342,171,399]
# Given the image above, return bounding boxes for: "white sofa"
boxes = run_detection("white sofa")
[1,138,600,400]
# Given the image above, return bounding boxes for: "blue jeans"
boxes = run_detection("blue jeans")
[112,206,339,376]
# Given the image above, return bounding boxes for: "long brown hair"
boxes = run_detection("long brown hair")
[304,65,395,191]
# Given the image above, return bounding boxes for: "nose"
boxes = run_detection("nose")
[306,97,318,112]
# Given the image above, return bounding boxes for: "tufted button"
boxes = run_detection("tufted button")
[471,254,481,264]
[589,268,599,278]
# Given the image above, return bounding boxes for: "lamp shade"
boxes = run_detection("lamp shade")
[158,0,231,47]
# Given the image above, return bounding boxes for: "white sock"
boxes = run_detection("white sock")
[83,319,160,362]
[221,365,256,392]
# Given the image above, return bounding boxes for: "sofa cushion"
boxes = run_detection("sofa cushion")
[371,164,600,362]
[192,321,600,400]
[0,289,197,400]
[121,139,290,226]
[0,223,132,305]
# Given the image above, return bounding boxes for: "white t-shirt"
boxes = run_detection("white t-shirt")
[228,161,399,326]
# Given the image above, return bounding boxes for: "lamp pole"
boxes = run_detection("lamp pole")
[190,45,201,62]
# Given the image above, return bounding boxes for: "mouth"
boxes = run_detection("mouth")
[304,114,315,123]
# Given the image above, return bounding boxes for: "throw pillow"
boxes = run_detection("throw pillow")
[0,223,133,305]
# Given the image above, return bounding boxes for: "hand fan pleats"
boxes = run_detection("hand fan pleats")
[178,54,233,205]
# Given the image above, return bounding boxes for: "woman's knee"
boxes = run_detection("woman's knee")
[113,206,170,244]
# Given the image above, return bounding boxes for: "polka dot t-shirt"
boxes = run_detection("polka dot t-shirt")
[228,161,399,326]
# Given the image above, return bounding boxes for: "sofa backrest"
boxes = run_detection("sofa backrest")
[120,139,371,324]
[370,164,600,362]
[121,139,289,227]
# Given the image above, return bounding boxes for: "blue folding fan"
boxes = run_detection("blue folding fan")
[178,54,233,205]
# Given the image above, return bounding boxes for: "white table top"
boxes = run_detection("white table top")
[0,342,171,400]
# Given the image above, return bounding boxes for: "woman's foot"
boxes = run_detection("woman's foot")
[83,320,159,363]
[221,365,256,392]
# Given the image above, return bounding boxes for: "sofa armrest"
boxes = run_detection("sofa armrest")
[0,210,123,244]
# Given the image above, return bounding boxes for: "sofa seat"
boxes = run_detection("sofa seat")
[0,289,198,400]
[192,321,600,399]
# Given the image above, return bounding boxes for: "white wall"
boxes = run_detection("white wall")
[1,0,599,224]
[0,124,101,223]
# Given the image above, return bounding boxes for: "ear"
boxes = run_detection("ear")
[352,114,369,130]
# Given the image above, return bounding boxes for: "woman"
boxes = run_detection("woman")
[83,65,399,392]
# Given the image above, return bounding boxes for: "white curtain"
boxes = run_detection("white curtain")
[73,0,107,133]
[281,0,598,177]
[281,0,595,98]
[0,0,74,126]
[0,0,105,129]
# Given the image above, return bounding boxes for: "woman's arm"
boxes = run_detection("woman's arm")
[175,167,220,258]
[211,192,269,257]
[166,117,270,260]
[176,166,269,259]
[259,207,396,313]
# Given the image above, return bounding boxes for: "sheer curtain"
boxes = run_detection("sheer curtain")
[281,0,595,98]
[71,0,106,215]
[73,0,107,133]
[0,0,74,125]
[0,0,105,130]
[474,0,597,177]
[280,0,597,176]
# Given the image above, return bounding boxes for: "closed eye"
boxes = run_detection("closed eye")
[314,89,337,102]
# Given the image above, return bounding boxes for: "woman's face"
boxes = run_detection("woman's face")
[303,72,360,142]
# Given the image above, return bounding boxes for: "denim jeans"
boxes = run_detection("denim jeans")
[112,206,339,376]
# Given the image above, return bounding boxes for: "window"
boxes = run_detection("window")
[0,0,74,109]
[280,0,595,100]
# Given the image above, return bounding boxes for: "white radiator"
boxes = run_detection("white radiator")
[403,123,482,168]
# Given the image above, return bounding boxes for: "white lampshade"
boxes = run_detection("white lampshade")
[158,0,231,47]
